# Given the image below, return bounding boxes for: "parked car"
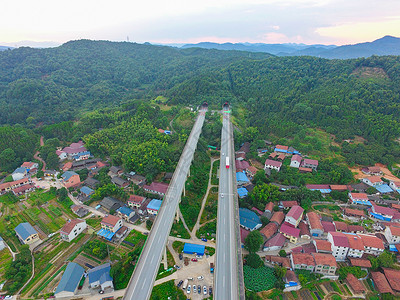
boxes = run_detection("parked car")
[197,275,204,280]
[198,285,201,293]
[203,286,208,295]
[201,238,207,242]
[209,286,213,295]
[179,253,183,260]
[177,280,184,288]
[196,255,203,258]
[193,285,197,294]
[191,258,198,262]
[188,277,194,281]
[186,285,191,294]
[99,290,104,294]
[174,264,180,269]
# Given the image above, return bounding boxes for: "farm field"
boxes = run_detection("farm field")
[243,265,277,292]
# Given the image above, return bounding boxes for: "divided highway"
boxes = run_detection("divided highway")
[214,109,241,299]
[123,109,207,300]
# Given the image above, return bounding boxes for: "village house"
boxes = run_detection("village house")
[382,268,400,293]
[58,141,88,160]
[12,167,28,181]
[111,176,129,188]
[359,234,384,256]
[345,233,365,258]
[143,182,169,196]
[263,233,287,252]
[327,232,349,261]
[270,211,285,225]
[127,195,146,209]
[109,166,123,176]
[87,263,114,291]
[362,175,384,187]
[100,197,124,212]
[301,158,318,171]
[369,202,396,221]
[349,258,372,269]
[12,183,35,196]
[60,219,87,242]
[147,199,163,216]
[290,253,315,272]
[384,225,400,244]
[333,221,348,232]
[101,215,123,233]
[80,186,94,198]
[346,273,366,295]
[260,223,278,240]
[290,155,302,168]
[274,145,289,153]
[264,159,282,172]
[0,178,31,195]
[343,208,365,219]
[84,177,100,189]
[371,271,394,295]
[265,255,291,269]
[285,205,304,227]
[246,166,258,178]
[313,239,332,254]
[239,208,262,231]
[307,212,324,237]
[61,171,81,188]
[389,181,400,193]
[299,221,311,239]
[54,262,85,298]
[312,253,337,275]
[15,222,40,245]
[21,161,39,173]
[236,171,250,186]
[264,202,274,219]
[71,205,88,218]
[235,160,250,172]
[127,173,146,186]
[280,201,298,209]
[349,192,371,206]
[280,223,300,243]
[116,206,135,222]
[362,166,382,176]
[322,221,336,233]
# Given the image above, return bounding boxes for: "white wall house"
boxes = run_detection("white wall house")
[384,226,400,244]
[101,215,123,233]
[290,155,302,168]
[264,159,282,172]
[345,234,364,259]
[60,219,87,242]
[327,232,349,261]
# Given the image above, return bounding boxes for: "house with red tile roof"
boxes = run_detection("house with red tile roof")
[333,221,348,232]
[127,195,146,209]
[240,227,250,244]
[345,233,365,258]
[0,178,30,195]
[362,166,382,176]
[392,203,400,211]
[307,212,323,237]
[349,258,371,268]
[358,234,384,256]
[285,205,304,227]
[277,154,286,161]
[346,273,366,294]
[246,166,258,178]
[299,221,311,239]
[101,215,123,233]
[263,233,287,252]
[343,208,365,219]
[264,159,282,172]
[383,268,400,292]
[349,192,370,205]
[269,152,278,159]
[235,160,250,172]
[313,239,332,254]
[260,223,278,240]
[370,202,396,221]
[143,182,169,196]
[270,211,285,225]
[371,272,394,295]
[322,221,336,233]
[384,225,400,244]
[362,175,384,187]
[264,202,274,219]
[290,155,302,168]
[275,145,289,152]
[280,222,300,243]
[265,255,291,269]
[290,253,315,271]
[312,253,337,275]
[60,219,87,242]
[327,232,350,261]
[280,201,298,209]
[299,167,313,173]
[347,225,364,234]
[330,185,353,192]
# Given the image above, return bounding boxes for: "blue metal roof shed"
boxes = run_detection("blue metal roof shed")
[183,243,205,256]
[147,199,162,211]
[236,172,249,184]
[237,187,248,198]
[55,262,85,296]
[375,184,394,194]
[239,208,262,231]
[15,222,37,240]
[117,206,134,216]
[88,263,112,285]
[80,186,94,196]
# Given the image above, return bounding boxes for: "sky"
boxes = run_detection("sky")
[1,0,400,47]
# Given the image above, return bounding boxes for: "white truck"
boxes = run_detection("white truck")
[226,156,230,169]
[182,279,189,290]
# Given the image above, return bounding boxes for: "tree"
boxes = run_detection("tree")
[0,148,17,172]
[46,151,59,169]
[57,187,68,202]
[279,250,287,257]
[274,264,287,279]
[249,183,280,210]
[245,253,263,268]
[36,170,44,178]
[378,251,396,268]
[244,230,263,253]
[260,216,270,227]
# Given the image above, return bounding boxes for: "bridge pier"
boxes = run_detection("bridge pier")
[163,246,168,270]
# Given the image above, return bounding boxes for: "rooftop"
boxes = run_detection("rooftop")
[15,222,37,240]
[128,194,146,204]
[55,262,85,295]
[264,233,287,248]
[264,159,282,168]
[291,253,315,266]
[365,175,383,183]
[349,258,372,268]
[334,221,348,232]
[329,231,350,248]
[281,201,298,208]
[388,225,400,237]
[265,202,274,212]
[280,222,300,238]
[346,273,366,294]
[270,211,285,225]
[286,205,304,221]
[350,192,369,200]
[307,212,323,231]
[143,182,169,194]
[117,206,134,216]
[275,145,288,151]
[359,234,384,250]
[260,223,278,239]
[383,268,400,292]
[344,233,364,251]
[312,253,337,267]
[314,239,332,252]
[322,221,336,233]
[344,208,365,217]
[101,215,121,227]
[291,155,302,163]
[60,219,85,235]
[147,199,162,211]
[303,158,318,165]
[239,208,262,230]
[299,221,310,237]
[87,263,112,285]
[371,271,394,294]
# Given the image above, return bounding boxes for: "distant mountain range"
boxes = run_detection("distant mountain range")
[0,46,13,51]
[181,36,400,59]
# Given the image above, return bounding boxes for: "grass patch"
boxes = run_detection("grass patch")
[172,241,185,254]
[150,279,187,300]
[205,246,215,256]
[31,264,67,297]
[200,187,218,224]
[243,265,277,292]
[196,220,216,239]
[124,229,147,246]
[330,281,342,294]
[343,283,351,295]
[211,159,220,185]
[170,221,190,239]
[291,291,298,299]
[21,263,53,295]
[86,216,102,229]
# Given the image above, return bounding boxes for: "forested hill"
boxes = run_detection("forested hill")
[0,39,271,125]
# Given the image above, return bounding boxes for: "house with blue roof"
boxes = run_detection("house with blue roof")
[236,171,249,186]
[239,208,262,231]
[237,187,248,198]
[374,184,394,194]
[117,206,135,221]
[15,222,40,245]
[73,151,91,161]
[54,262,85,298]
[61,171,81,188]
[12,167,27,181]
[147,199,162,215]
[88,263,114,291]
[80,186,94,197]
